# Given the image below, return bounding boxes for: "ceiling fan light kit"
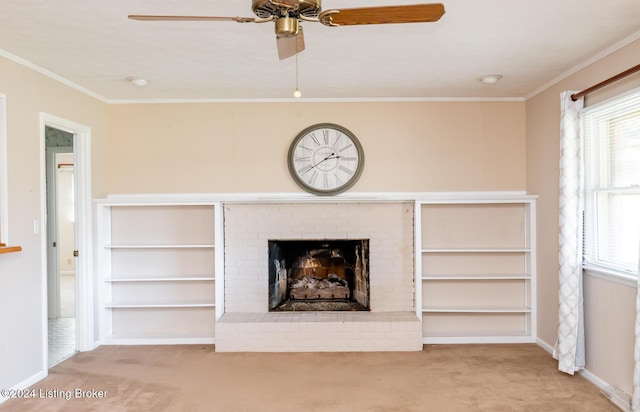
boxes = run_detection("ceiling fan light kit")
[275,16,299,37]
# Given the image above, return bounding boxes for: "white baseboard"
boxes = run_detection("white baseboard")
[91,339,101,351]
[536,337,555,354]
[579,368,610,390]
[600,386,632,412]
[535,337,629,411]
[0,369,47,405]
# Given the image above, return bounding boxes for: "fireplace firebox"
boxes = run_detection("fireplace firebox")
[268,239,370,311]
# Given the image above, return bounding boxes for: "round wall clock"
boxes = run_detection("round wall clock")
[288,123,365,196]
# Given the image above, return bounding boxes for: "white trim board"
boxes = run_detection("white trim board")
[0,94,7,244]
[0,50,108,103]
[2,29,640,104]
[39,113,94,373]
[536,337,617,406]
[0,370,47,405]
[525,29,640,100]
[107,96,526,104]
[96,191,536,205]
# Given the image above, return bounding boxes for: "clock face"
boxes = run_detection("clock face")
[288,123,365,195]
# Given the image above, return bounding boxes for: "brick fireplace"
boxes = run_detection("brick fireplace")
[215,202,422,352]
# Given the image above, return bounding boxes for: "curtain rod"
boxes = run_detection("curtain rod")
[571,63,640,101]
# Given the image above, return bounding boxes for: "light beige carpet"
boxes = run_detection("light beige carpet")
[1,344,617,412]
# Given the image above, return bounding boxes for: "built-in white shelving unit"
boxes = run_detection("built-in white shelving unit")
[96,198,223,345]
[95,192,535,347]
[415,195,537,344]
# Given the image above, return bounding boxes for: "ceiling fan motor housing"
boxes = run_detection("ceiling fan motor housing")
[252,0,322,19]
[275,17,299,37]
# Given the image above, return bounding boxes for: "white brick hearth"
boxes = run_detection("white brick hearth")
[217,202,422,352]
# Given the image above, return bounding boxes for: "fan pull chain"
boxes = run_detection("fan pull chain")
[294,47,302,98]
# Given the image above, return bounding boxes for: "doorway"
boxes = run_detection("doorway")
[45,128,76,366]
[40,114,93,372]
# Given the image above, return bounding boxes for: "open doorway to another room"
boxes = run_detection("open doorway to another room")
[45,126,76,367]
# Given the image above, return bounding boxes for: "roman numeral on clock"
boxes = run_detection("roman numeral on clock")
[298,164,313,175]
[339,143,353,152]
[308,170,319,185]
[322,129,330,145]
[309,133,321,147]
[339,165,354,175]
[333,132,342,147]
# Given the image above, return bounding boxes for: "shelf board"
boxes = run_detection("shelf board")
[106,300,216,308]
[422,275,531,281]
[105,244,215,249]
[421,248,530,253]
[0,243,22,254]
[103,335,215,345]
[422,334,534,344]
[422,306,531,313]
[105,277,215,282]
[423,329,529,338]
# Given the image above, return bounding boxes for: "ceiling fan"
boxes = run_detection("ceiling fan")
[129,1,446,60]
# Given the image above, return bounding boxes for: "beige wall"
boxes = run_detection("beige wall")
[526,37,640,392]
[107,101,526,193]
[0,55,528,394]
[0,56,108,391]
[3,32,636,396]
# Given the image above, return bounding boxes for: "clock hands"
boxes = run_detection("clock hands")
[300,152,341,176]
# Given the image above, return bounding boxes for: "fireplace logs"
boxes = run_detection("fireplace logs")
[268,239,370,312]
[290,274,350,300]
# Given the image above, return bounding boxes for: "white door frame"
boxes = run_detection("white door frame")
[0,94,8,244]
[46,146,73,319]
[39,113,94,371]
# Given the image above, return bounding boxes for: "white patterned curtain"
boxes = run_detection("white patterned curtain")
[553,91,586,375]
[634,243,640,411]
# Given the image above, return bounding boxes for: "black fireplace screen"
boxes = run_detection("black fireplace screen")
[268,239,370,311]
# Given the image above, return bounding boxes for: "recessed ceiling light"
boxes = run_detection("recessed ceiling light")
[127,77,148,87]
[478,75,503,84]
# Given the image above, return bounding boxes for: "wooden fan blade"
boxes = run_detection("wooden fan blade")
[277,27,305,60]
[128,15,256,23]
[319,4,445,26]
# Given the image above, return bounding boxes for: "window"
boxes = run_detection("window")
[583,89,640,275]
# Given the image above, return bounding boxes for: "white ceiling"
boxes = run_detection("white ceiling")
[1,0,639,101]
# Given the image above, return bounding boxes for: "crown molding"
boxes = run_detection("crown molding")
[0,49,522,104]
[4,26,640,105]
[106,96,525,104]
[525,29,640,100]
[0,49,109,104]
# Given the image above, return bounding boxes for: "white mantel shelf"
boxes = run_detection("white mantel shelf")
[95,191,536,205]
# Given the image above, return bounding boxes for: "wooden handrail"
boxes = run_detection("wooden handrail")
[0,243,22,254]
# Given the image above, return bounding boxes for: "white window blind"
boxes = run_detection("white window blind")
[583,89,640,275]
